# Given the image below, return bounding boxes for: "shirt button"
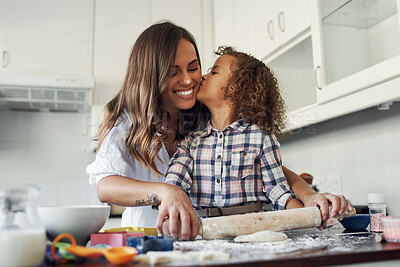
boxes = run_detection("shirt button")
[217,155,222,159]
[242,151,248,156]
[216,179,221,183]
[219,134,223,138]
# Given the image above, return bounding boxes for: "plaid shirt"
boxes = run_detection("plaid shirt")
[164,119,295,210]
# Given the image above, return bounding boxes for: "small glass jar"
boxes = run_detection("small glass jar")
[0,184,46,267]
[368,193,387,233]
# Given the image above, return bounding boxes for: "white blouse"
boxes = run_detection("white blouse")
[86,109,170,228]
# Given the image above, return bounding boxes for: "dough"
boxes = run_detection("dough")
[134,250,230,264]
[234,230,288,243]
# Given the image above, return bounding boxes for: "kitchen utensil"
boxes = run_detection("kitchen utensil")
[339,214,370,230]
[381,216,400,242]
[38,205,110,245]
[198,206,356,239]
[51,233,137,264]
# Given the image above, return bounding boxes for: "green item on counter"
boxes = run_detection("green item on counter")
[55,242,76,260]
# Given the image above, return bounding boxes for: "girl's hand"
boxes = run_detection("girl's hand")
[156,184,199,240]
[303,192,353,221]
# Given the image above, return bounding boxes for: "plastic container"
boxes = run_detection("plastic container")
[368,193,386,232]
[381,216,400,242]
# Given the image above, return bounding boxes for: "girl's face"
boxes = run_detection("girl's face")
[197,54,235,108]
[161,38,202,115]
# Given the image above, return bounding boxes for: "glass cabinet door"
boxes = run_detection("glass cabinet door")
[312,0,400,103]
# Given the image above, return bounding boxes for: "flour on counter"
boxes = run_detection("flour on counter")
[174,226,373,265]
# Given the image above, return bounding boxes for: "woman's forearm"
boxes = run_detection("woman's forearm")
[283,166,316,203]
[97,175,169,207]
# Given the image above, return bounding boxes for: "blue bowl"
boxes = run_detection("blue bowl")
[340,214,370,230]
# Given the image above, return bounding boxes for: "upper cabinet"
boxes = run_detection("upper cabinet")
[93,0,150,106]
[0,0,94,75]
[254,0,311,59]
[312,0,400,103]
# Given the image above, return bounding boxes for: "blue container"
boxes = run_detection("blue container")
[340,214,371,230]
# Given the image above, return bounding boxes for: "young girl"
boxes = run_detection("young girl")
[164,46,304,213]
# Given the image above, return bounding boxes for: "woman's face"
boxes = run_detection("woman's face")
[197,54,235,108]
[161,38,201,115]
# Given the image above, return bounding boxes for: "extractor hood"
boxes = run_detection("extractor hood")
[0,72,94,112]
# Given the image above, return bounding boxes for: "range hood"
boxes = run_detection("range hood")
[0,72,94,112]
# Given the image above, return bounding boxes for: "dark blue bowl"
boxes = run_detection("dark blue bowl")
[340,214,371,230]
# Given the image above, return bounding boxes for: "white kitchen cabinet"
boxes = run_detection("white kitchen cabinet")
[93,0,150,105]
[0,0,94,76]
[312,0,400,104]
[254,0,311,60]
[213,0,255,54]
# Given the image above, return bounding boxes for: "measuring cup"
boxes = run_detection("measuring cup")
[51,233,138,264]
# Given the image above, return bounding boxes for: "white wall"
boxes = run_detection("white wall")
[280,101,400,215]
[0,111,99,206]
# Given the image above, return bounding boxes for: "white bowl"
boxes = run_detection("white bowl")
[38,205,110,245]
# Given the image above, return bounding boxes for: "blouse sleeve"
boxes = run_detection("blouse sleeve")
[86,125,134,185]
[260,134,296,210]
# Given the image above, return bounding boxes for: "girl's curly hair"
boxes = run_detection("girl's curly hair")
[216,46,286,136]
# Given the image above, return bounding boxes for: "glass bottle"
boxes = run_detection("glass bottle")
[0,184,46,266]
[368,193,387,233]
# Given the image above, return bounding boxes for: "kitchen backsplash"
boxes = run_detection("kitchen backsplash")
[281,101,400,215]
[1,101,399,215]
[0,110,99,206]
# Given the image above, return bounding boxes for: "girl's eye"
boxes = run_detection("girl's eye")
[211,71,217,75]
[171,72,178,77]
[188,67,198,72]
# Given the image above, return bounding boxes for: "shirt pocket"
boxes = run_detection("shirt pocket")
[230,149,260,179]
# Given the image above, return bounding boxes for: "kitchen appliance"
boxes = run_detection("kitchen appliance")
[0,72,94,112]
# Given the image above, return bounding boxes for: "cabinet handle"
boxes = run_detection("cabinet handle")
[267,20,274,40]
[2,51,9,68]
[278,12,285,32]
[315,66,322,90]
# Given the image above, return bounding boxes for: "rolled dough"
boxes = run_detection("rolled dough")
[234,230,288,243]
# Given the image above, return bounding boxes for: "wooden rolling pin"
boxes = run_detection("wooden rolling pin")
[198,206,356,240]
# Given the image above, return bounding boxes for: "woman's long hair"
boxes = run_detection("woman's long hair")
[97,21,201,176]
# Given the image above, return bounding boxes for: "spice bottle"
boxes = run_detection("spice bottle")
[368,193,386,232]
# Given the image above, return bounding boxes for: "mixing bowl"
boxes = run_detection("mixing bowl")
[339,214,370,230]
[38,205,110,245]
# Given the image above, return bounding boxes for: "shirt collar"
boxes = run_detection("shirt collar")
[200,119,250,137]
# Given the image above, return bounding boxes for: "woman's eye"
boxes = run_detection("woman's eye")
[171,72,178,77]
[211,71,217,75]
[188,67,198,72]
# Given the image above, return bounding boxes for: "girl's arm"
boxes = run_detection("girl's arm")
[97,175,199,240]
[282,166,353,221]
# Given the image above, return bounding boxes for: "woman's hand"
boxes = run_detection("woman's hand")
[156,184,199,240]
[303,192,353,221]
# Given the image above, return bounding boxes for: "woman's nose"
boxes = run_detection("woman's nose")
[179,71,192,85]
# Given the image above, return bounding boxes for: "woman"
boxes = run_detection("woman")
[87,21,351,241]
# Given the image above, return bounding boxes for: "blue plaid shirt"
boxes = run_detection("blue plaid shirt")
[164,119,295,210]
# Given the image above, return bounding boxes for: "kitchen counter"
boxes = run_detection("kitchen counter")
[55,225,400,267]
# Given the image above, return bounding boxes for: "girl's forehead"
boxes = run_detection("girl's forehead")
[215,54,236,69]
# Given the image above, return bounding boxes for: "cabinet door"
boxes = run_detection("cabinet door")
[312,0,400,103]
[254,0,280,59]
[93,0,150,105]
[278,0,311,44]
[0,0,93,75]
[214,0,236,50]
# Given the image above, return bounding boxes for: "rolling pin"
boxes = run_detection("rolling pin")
[198,206,356,239]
